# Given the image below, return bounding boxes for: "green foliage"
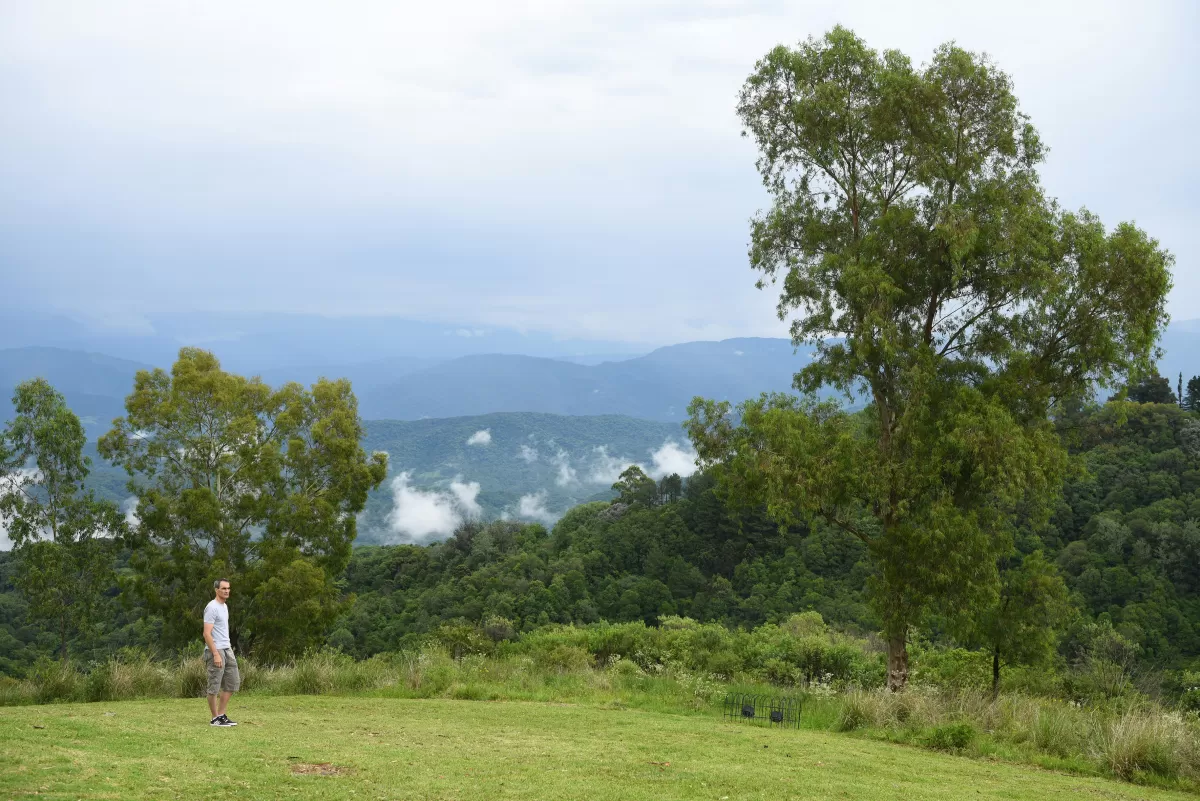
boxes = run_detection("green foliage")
[97,348,387,658]
[956,550,1071,695]
[612,464,658,507]
[1183,376,1200,413]
[690,26,1173,689]
[923,722,977,752]
[0,379,123,660]
[1127,374,1176,405]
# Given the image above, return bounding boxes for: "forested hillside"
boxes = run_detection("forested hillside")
[3,399,1199,688]
[333,401,1200,673]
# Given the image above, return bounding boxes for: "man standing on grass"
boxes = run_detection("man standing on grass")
[203,578,240,727]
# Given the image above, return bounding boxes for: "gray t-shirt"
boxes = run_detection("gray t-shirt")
[203,599,231,650]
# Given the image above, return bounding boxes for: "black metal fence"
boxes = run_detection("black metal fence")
[721,693,802,728]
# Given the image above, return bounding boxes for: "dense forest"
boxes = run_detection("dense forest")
[3,397,1199,693]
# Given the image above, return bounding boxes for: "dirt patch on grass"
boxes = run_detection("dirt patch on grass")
[289,762,352,776]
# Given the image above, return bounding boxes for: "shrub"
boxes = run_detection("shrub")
[835,691,872,731]
[704,650,742,680]
[1096,710,1198,781]
[30,659,80,704]
[781,611,828,638]
[923,722,976,752]
[1029,702,1086,758]
[288,650,336,695]
[535,645,591,674]
[175,657,208,698]
[482,616,516,643]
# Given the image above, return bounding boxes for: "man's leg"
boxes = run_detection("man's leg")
[217,691,233,716]
[204,648,223,721]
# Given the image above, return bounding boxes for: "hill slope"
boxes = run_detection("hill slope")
[2,697,1190,801]
[355,413,689,544]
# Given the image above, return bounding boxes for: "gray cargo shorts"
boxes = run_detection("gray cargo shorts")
[203,647,241,695]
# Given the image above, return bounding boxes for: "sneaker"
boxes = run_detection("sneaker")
[218,714,238,726]
[210,716,223,726]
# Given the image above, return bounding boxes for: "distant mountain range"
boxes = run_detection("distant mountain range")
[6,323,1200,432]
[0,337,814,430]
[359,338,811,421]
[5,322,1200,547]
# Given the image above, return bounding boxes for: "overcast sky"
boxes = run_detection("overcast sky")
[1,0,1195,346]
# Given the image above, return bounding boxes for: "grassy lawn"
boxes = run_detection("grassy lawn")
[1,696,1195,801]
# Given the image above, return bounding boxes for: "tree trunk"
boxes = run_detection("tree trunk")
[992,646,1001,700]
[887,633,908,692]
[59,614,69,663]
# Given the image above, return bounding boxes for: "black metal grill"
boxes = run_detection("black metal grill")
[721,693,802,728]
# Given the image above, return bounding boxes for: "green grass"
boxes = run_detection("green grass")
[2,696,1197,801]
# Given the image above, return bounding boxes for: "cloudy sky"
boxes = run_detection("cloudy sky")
[1,1,1195,345]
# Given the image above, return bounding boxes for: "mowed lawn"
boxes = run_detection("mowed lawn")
[1,696,1194,801]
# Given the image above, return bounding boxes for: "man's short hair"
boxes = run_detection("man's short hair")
[213,578,230,591]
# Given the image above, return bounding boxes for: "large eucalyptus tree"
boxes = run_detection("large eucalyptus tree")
[687,27,1172,689]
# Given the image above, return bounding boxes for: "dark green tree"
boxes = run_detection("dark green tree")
[964,551,1070,698]
[99,348,388,659]
[1183,376,1200,412]
[658,473,684,504]
[687,27,1172,689]
[0,379,122,660]
[612,465,658,507]
[1126,373,1175,404]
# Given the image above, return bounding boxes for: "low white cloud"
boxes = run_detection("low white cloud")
[448,479,483,518]
[586,445,646,485]
[649,440,698,479]
[518,444,539,463]
[734,350,744,356]
[551,449,577,486]
[515,491,558,526]
[0,468,42,550]
[454,328,488,338]
[466,429,492,446]
[121,496,140,527]
[386,472,482,544]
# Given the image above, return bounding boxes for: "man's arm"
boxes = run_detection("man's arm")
[203,622,222,667]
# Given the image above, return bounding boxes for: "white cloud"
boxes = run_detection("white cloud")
[448,479,483,518]
[0,2,1193,341]
[0,468,42,550]
[734,350,744,356]
[466,429,492,446]
[551,449,577,486]
[121,496,140,527]
[515,491,558,526]
[649,439,698,479]
[518,444,539,463]
[385,472,482,544]
[586,445,646,485]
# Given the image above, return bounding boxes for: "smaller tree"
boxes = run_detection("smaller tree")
[658,473,683,504]
[964,550,1070,698]
[1126,373,1176,404]
[0,379,122,660]
[1183,376,1200,412]
[612,465,658,507]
